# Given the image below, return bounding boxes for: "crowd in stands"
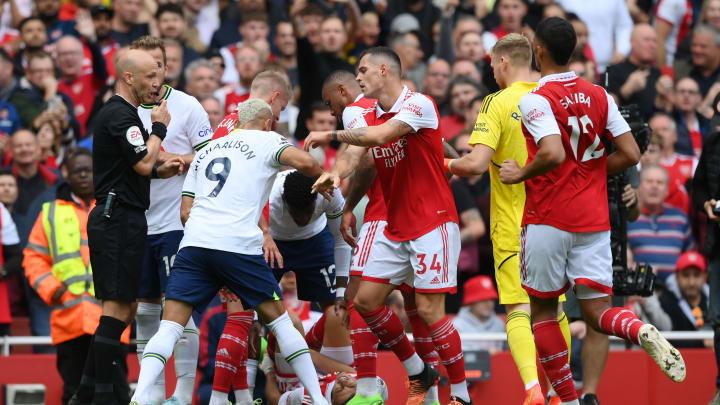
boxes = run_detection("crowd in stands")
[0,0,718,399]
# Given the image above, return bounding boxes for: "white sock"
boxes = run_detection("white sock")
[319,346,354,366]
[356,377,378,397]
[233,388,252,404]
[172,317,199,404]
[401,354,425,376]
[246,359,258,390]
[132,320,184,404]
[422,385,439,404]
[451,382,471,402]
[266,312,328,405]
[209,389,229,405]
[525,380,540,391]
[561,401,580,405]
[135,302,166,404]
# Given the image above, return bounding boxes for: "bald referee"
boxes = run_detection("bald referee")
[69,49,185,405]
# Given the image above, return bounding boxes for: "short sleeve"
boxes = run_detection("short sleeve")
[604,91,631,138]
[111,111,148,166]
[186,98,214,151]
[390,94,439,132]
[342,106,369,129]
[519,93,560,145]
[1,204,19,245]
[182,154,199,198]
[468,94,502,149]
[325,188,345,219]
[269,132,293,167]
[655,0,684,26]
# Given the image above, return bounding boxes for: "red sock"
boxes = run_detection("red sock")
[428,316,465,384]
[599,307,643,345]
[349,302,379,379]
[360,305,416,362]
[533,319,576,402]
[305,310,326,351]
[212,311,253,393]
[406,306,441,367]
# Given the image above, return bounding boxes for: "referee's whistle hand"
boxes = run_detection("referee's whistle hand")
[156,156,185,178]
[151,99,171,126]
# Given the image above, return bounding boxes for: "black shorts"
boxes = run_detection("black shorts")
[88,204,147,302]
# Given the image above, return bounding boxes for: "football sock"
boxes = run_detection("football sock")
[305,310,327,351]
[132,320,184,404]
[429,317,469,402]
[213,312,253,394]
[135,302,166,404]
[245,359,258,391]
[598,308,643,345]
[356,377,379,397]
[320,346,355,366]
[506,310,539,388]
[349,302,379,379]
[423,385,439,404]
[360,305,423,375]
[406,306,441,367]
[561,401,580,405]
[173,317,199,404]
[558,311,572,362]
[209,389,230,405]
[234,388,252,405]
[93,315,127,401]
[266,312,327,405]
[533,319,577,402]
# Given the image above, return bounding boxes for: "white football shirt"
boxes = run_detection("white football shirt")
[180,128,292,255]
[138,86,213,235]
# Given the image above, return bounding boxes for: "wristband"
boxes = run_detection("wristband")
[151,166,159,179]
[336,287,346,299]
[152,122,167,140]
[443,158,456,174]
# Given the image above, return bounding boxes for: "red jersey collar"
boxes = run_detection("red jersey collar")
[538,71,577,87]
[376,86,409,117]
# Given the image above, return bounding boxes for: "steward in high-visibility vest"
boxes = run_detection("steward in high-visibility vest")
[23,151,129,404]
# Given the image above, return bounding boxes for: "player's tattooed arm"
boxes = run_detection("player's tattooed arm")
[331,119,413,146]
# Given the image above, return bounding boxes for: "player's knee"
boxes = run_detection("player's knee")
[415,301,443,325]
[353,293,380,314]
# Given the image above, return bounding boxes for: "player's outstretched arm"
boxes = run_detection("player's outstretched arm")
[304,120,413,150]
[277,145,323,178]
[445,144,494,177]
[499,135,565,184]
[607,131,641,175]
[180,195,193,226]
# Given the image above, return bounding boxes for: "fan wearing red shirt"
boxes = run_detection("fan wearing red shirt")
[498,17,685,404]
[305,47,470,405]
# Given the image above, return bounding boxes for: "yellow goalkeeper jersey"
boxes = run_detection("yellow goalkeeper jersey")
[468,81,537,253]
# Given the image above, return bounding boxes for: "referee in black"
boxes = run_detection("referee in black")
[69,49,184,405]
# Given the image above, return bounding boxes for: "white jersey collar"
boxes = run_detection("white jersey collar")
[538,71,577,87]
[376,86,409,117]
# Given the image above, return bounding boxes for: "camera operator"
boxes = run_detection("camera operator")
[692,121,720,405]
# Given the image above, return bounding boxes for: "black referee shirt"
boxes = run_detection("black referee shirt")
[92,95,151,210]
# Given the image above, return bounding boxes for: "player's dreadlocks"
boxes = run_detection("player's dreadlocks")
[283,171,317,210]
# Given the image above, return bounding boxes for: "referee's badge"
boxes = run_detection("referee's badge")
[126,126,144,146]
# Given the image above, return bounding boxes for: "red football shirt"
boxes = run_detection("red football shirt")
[519,72,631,232]
[341,95,387,223]
[367,87,458,241]
[659,153,695,213]
[212,111,238,140]
[58,73,105,135]
[218,85,250,115]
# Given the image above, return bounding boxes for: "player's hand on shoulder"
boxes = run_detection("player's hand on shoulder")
[156,156,185,178]
[312,171,340,201]
[303,131,332,151]
[499,159,522,184]
[151,99,171,127]
[340,210,358,248]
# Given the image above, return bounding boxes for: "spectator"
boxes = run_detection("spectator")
[56,35,107,135]
[0,169,18,212]
[567,13,597,68]
[0,50,19,102]
[648,113,693,212]
[383,0,441,60]
[568,52,597,84]
[273,21,297,88]
[692,121,720,405]
[349,11,381,59]
[218,10,270,84]
[558,0,633,72]
[156,3,200,69]
[9,128,60,217]
[629,165,693,280]
[200,96,223,130]
[12,16,48,77]
[303,102,337,170]
[214,45,261,115]
[110,0,149,46]
[23,149,130,404]
[0,192,21,337]
[456,31,485,67]
[184,58,219,100]
[452,275,505,353]
[673,77,709,158]
[10,51,79,134]
[440,75,485,140]
[181,0,214,53]
[482,0,529,51]
[660,251,711,349]
[163,38,184,88]
[422,58,451,114]
[654,0,695,67]
[35,0,76,43]
[606,24,662,121]
[32,109,66,168]
[464,95,484,131]
[89,5,118,81]
[291,2,325,49]
[435,14,483,66]
[452,58,482,82]
[688,25,720,99]
[389,31,426,89]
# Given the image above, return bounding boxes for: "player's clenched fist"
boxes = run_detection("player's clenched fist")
[151,99,171,126]
[499,159,522,184]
